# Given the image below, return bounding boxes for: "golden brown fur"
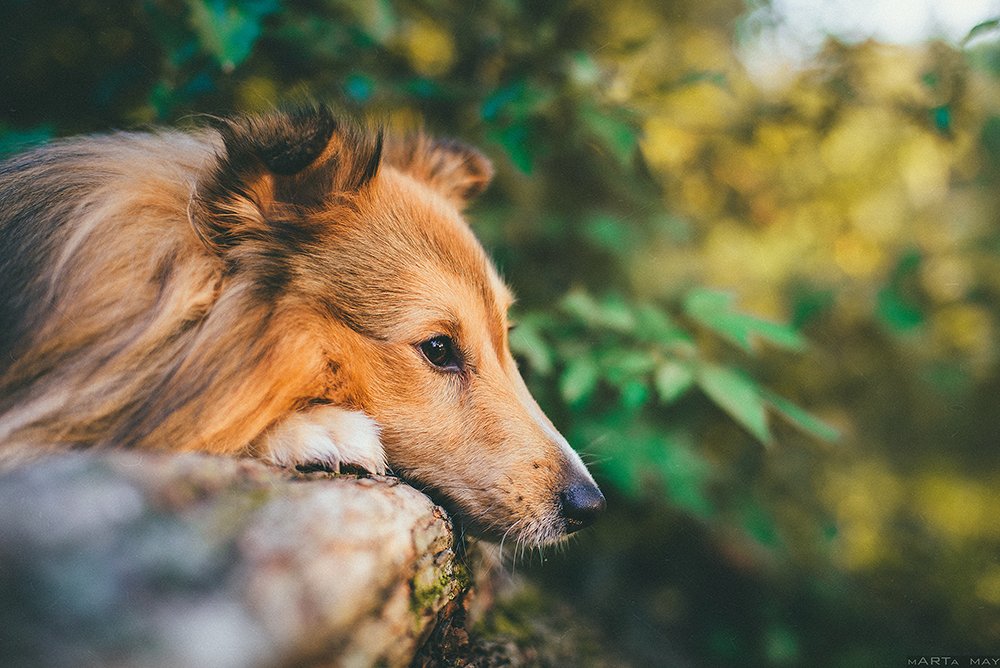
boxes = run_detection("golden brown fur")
[0,105,603,545]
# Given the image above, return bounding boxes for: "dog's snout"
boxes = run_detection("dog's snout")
[559,480,606,533]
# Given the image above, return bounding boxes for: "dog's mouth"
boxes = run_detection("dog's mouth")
[398,477,570,548]
[294,462,581,547]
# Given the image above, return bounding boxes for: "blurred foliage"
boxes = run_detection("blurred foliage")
[2,0,1000,665]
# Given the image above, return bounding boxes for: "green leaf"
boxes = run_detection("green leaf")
[559,356,599,406]
[490,123,534,173]
[600,349,657,384]
[352,0,397,44]
[761,390,841,443]
[0,125,52,158]
[618,379,650,410]
[567,51,600,87]
[561,289,635,333]
[684,289,806,353]
[598,453,642,498]
[509,321,553,376]
[633,303,694,347]
[596,294,636,332]
[791,288,834,328]
[653,434,712,516]
[654,361,695,404]
[742,500,781,548]
[560,289,602,324]
[683,289,750,346]
[765,624,800,665]
[697,364,772,445]
[186,0,279,72]
[481,82,522,121]
[963,18,1000,46]
[677,70,730,89]
[482,81,554,173]
[877,250,924,332]
[932,105,952,134]
[876,286,924,332]
[579,416,643,497]
[581,104,638,166]
[582,213,633,254]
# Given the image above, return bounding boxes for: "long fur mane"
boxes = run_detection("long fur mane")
[0,109,392,456]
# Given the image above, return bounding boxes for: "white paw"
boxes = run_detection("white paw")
[258,406,386,474]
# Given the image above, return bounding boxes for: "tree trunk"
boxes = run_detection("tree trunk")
[0,451,470,668]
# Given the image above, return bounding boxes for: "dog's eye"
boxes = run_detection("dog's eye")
[419,335,461,371]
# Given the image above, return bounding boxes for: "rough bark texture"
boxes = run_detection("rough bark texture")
[0,452,469,668]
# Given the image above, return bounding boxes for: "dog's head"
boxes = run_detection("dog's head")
[196,106,604,545]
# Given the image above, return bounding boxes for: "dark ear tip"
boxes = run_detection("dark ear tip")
[462,144,494,177]
[219,105,339,177]
[258,106,338,175]
[465,148,494,197]
[438,139,494,201]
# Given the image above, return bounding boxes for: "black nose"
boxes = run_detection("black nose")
[560,481,606,533]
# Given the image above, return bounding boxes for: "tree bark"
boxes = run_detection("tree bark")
[0,451,469,668]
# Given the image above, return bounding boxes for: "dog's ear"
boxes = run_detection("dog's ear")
[385,134,493,208]
[194,105,382,253]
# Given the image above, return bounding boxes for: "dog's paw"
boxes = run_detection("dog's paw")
[258,406,386,475]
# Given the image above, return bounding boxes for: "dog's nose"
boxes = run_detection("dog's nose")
[560,481,606,533]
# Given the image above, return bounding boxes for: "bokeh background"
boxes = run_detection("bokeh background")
[2,0,999,665]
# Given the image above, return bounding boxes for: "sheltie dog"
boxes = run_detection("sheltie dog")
[0,105,604,545]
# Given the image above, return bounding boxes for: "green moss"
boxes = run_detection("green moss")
[410,555,469,619]
[468,583,621,666]
[473,586,546,643]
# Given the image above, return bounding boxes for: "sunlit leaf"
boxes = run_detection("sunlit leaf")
[654,361,695,404]
[697,364,772,445]
[352,0,397,44]
[560,356,600,406]
[509,321,553,376]
[963,18,1000,46]
[683,289,755,348]
[684,289,806,353]
[560,289,602,323]
[762,390,841,443]
[567,51,600,87]
[601,349,657,385]
[633,303,695,347]
[186,0,279,72]
[596,294,637,332]
[581,104,639,166]
[403,20,455,76]
[561,289,636,332]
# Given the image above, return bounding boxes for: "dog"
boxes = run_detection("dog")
[0,105,604,546]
